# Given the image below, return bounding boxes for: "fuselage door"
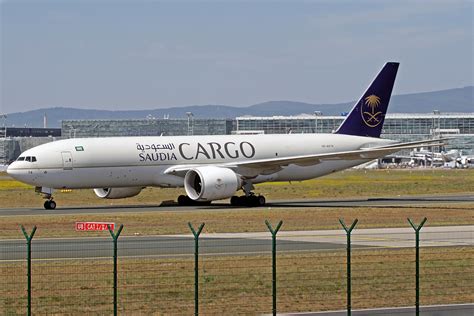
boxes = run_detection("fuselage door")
[61,152,73,170]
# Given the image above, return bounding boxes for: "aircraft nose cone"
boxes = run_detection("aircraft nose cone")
[6,162,19,179]
[6,162,36,185]
[6,163,14,175]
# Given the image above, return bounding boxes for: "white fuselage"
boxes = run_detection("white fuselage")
[7,133,393,189]
[8,134,390,189]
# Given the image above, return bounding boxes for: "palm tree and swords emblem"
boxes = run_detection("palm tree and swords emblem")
[361,94,383,127]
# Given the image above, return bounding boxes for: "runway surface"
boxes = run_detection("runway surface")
[1,226,472,261]
[279,304,474,316]
[0,193,472,217]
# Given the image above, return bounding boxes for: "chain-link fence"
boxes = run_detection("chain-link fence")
[1,220,473,315]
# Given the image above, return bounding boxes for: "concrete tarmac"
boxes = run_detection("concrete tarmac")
[0,193,472,217]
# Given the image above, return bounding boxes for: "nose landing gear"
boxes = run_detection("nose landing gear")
[35,186,57,210]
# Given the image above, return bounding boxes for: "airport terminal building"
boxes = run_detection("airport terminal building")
[61,112,474,152]
[235,113,474,153]
[61,118,234,138]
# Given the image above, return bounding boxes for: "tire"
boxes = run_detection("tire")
[230,196,240,206]
[177,195,189,206]
[257,196,266,206]
[44,200,56,209]
[238,196,247,206]
[248,195,258,207]
[49,200,57,209]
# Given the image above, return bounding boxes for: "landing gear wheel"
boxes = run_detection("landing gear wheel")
[178,195,189,206]
[49,200,57,209]
[248,195,258,206]
[230,196,240,206]
[44,200,56,210]
[229,195,266,207]
[178,195,212,206]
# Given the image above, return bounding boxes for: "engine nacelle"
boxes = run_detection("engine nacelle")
[93,187,143,199]
[184,166,242,201]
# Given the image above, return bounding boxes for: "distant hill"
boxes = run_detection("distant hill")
[4,86,473,128]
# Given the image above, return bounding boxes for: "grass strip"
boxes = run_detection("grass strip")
[0,247,472,314]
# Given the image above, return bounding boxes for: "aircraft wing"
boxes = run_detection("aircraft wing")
[359,137,452,150]
[227,139,446,174]
[164,139,446,178]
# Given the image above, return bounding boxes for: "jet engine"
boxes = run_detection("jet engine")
[184,166,242,201]
[93,187,143,199]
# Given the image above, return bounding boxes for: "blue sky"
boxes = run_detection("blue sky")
[1,0,472,113]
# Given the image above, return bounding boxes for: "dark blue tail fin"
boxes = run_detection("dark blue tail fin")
[335,62,399,137]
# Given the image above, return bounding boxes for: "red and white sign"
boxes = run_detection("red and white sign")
[75,222,115,231]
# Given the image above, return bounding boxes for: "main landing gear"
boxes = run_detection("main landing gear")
[230,194,266,207]
[176,182,266,207]
[230,182,266,207]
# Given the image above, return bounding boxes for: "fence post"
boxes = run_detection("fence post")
[188,222,205,316]
[108,224,124,316]
[265,220,283,316]
[407,217,427,316]
[20,225,37,316]
[339,218,358,316]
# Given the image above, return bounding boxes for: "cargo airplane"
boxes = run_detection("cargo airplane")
[7,62,445,209]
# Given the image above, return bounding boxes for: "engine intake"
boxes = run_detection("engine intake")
[184,166,241,201]
[93,187,143,199]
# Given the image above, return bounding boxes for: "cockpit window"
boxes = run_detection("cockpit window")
[16,156,37,162]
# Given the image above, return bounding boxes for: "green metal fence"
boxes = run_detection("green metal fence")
[1,219,473,315]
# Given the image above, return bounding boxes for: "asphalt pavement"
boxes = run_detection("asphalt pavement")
[278,304,474,316]
[0,193,472,217]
